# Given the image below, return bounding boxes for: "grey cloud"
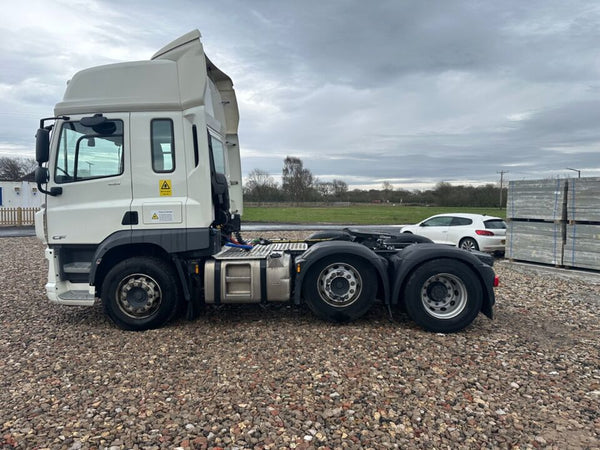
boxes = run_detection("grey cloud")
[2,0,600,188]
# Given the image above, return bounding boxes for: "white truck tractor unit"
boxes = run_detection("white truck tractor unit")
[34,30,497,333]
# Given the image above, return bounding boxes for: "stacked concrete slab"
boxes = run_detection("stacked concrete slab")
[506,179,567,266]
[564,178,600,270]
[506,179,567,222]
[507,177,600,271]
[506,221,563,265]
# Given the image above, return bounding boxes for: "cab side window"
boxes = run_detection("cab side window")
[208,134,226,175]
[151,119,175,173]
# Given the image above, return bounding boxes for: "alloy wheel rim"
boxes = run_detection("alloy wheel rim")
[116,274,162,319]
[420,273,467,319]
[317,262,363,308]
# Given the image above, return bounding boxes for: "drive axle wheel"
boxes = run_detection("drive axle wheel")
[420,273,468,319]
[102,256,180,331]
[303,256,376,322]
[403,259,482,333]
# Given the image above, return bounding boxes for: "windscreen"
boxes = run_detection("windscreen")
[55,120,123,183]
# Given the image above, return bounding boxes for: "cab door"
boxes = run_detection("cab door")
[129,113,188,230]
[45,114,132,245]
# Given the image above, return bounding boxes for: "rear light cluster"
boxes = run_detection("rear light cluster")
[475,230,495,236]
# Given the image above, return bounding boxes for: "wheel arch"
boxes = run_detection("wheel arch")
[390,244,495,318]
[93,243,174,298]
[90,228,216,297]
[293,241,389,306]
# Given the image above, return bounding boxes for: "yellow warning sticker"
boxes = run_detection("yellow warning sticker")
[159,179,172,196]
[152,213,159,220]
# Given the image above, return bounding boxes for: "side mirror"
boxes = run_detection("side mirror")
[35,166,62,197]
[36,128,50,163]
[35,166,49,185]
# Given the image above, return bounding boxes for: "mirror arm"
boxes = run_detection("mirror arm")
[39,116,69,129]
[37,182,62,197]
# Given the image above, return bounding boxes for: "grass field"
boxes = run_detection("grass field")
[243,205,506,225]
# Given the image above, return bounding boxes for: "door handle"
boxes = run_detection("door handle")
[121,211,138,225]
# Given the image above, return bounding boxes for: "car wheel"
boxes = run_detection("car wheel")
[102,256,180,331]
[403,259,483,333]
[303,256,376,322]
[459,237,479,252]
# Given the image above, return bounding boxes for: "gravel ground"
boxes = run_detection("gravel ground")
[1,235,599,449]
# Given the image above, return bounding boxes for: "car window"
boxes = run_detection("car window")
[450,217,472,226]
[422,216,453,227]
[484,219,507,229]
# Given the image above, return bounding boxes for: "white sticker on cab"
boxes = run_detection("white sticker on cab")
[151,210,175,222]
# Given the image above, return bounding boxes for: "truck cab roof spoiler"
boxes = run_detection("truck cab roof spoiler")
[152,29,202,60]
[152,29,233,86]
[55,29,235,116]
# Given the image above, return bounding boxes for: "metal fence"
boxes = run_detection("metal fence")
[0,207,39,226]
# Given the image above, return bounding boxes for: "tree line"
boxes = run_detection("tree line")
[0,157,37,181]
[0,155,507,207]
[244,156,507,207]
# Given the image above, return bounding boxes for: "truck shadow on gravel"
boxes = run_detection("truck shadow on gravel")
[49,300,420,332]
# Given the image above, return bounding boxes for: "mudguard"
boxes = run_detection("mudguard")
[388,244,496,319]
[293,241,390,305]
[89,228,219,285]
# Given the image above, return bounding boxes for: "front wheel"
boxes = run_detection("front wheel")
[303,256,377,322]
[102,256,180,331]
[403,259,483,333]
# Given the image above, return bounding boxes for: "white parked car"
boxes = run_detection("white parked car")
[400,213,506,253]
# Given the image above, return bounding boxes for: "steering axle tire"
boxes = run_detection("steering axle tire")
[102,256,180,331]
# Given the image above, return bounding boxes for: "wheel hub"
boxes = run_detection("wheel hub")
[126,287,148,307]
[116,275,162,318]
[330,276,350,295]
[421,273,467,319]
[427,281,449,302]
[318,263,362,307]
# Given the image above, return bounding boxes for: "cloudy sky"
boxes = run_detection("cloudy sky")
[2,0,599,190]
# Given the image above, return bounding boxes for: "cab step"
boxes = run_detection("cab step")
[63,262,92,274]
